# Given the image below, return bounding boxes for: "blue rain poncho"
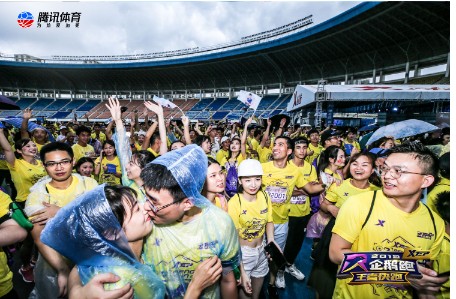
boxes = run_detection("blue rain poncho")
[142,145,241,298]
[41,184,165,299]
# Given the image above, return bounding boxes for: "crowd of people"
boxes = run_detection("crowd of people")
[0,98,450,299]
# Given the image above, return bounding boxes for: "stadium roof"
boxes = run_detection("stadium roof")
[0,1,449,93]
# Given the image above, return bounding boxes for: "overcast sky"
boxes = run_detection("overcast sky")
[1,1,361,58]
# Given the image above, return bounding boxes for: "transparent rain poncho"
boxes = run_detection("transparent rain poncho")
[41,184,165,299]
[142,145,241,298]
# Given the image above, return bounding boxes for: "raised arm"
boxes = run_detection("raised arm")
[274,117,287,137]
[144,101,167,155]
[21,108,32,139]
[260,119,272,148]
[0,128,16,166]
[141,120,158,150]
[105,120,115,141]
[105,98,132,187]
[194,121,204,136]
[241,117,253,159]
[182,115,191,145]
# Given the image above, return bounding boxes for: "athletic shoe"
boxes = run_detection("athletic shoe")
[18,264,34,283]
[285,264,305,280]
[268,284,280,299]
[275,270,286,288]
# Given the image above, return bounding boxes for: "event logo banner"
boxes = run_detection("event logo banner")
[337,251,424,285]
[17,11,82,28]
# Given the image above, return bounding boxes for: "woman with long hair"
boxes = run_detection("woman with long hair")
[306,145,346,241]
[202,157,228,212]
[94,140,121,185]
[222,117,251,198]
[228,159,274,299]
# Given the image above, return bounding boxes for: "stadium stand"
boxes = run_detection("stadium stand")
[29,98,54,111]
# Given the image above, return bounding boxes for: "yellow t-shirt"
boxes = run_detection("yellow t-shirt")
[214,195,228,212]
[0,149,8,170]
[91,132,106,143]
[34,141,50,155]
[289,161,318,217]
[257,146,272,163]
[434,233,450,299]
[427,177,450,214]
[228,191,273,241]
[95,156,121,185]
[325,179,380,208]
[261,161,308,224]
[215,149,229,165]
[250,138,259,152]
[0,191,13,297]
[25,174,99,216]
[72,143,95,163]
[220,154,245,168]
[305,143,323,165]
[134,142,142,152]
[332,191,445,299]
[146,148,159,158]
[7,159,46,202]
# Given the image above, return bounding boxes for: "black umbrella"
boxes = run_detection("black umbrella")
[0,95,20,110]
[270,114,291,130]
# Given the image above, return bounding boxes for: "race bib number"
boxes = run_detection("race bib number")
[265,186,287,204]
[290,195,307,205]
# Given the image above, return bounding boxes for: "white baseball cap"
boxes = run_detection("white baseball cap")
[238,159,263,177]
[221,136,230,143]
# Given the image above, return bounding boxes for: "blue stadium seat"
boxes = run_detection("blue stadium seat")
[61,99,85,111]
[77,100,101,111]
[29,98,54,110]
[15,98,37,110]
[206,98,228,111]
[50,111,72,119]
[220,98,242,110]
[46,99,71,110]
[190,98,213,111]
[212,111,229,120]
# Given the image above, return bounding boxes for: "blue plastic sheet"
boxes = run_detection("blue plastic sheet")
[151,144,210,208]
[41,184,165,298]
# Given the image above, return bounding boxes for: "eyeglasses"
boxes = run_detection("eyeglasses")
[145,196,183,213]
[44,159,73,168]
[379,165,427,179]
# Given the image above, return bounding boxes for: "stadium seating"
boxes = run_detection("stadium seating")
[29,98,54,111]
[61,99,85,111]
[190,98,213,111]
[15,98,37,110]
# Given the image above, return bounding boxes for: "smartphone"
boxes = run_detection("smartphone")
[264,242,288,269]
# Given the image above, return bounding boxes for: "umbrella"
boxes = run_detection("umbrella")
[359,131,374,150]
[366,119,438,146]
[358,124,379,132]
[0,95,20,110]
[270,114,291,130]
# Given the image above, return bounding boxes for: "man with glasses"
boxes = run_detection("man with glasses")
[329,142,448,298]
[24,142,98,299]
[140,144,240,298]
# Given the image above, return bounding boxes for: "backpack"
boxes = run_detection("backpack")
[225,162,239,198]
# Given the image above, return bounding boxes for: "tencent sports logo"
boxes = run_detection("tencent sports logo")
[17,11,34,28]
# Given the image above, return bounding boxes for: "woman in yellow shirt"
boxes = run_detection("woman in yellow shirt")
[0,128,46,206]
[228,159,274,299]
[202,157,228,212]
[223,118,251,198]
[94,140,121,185]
